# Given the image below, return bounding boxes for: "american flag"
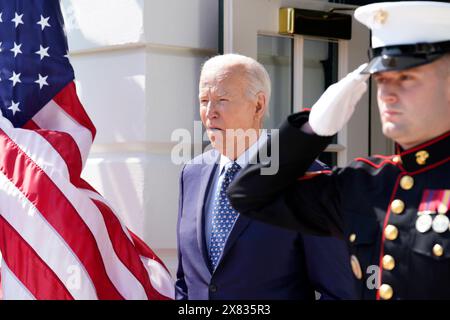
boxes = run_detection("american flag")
[0,0,174,299]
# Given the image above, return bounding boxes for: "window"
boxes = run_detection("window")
[258,35,340,167]
[257,34,293,130]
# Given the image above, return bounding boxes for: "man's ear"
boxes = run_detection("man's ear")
[255,92,266,121]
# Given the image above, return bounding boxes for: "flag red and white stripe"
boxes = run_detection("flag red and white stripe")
[0,82,174,300]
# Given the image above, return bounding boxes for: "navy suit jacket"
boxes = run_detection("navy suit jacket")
[175,149,356,300]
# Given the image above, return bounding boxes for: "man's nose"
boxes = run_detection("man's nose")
[205,101,218,119]
[378,84,398,105]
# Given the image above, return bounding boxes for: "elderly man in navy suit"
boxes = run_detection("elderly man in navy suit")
[175,53,356,300]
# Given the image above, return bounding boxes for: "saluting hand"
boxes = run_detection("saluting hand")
[308,63,370,136]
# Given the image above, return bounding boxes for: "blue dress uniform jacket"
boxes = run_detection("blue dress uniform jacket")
[228,112,450,300]
[175,148,357,300]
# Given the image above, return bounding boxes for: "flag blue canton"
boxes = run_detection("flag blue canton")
[0,0,74,127]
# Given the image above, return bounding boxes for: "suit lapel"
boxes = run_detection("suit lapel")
[196,151,219,272]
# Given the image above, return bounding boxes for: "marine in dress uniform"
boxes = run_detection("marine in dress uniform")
[228,1,450,300]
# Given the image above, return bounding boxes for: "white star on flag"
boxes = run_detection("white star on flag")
[37,15,51,30]
[35,74,49,89]
[12,12,24,28]
[10,42,22,57]
[35,45,50,60]
[9,71,21,86]
[8,100,21,115]
[0,12,3,23]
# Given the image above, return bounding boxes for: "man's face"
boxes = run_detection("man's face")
[374,58,450,149]
[199,64,264,158]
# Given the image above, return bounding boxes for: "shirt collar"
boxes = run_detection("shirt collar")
[219,129,268,175]
[392,130,450,172]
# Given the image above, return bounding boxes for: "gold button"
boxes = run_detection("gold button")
[391,199,405,215]
[392,156,402,164]
[415,150,429,165]
[384,225,398,241]
[433,244,444,257]
[379,284,394,300]
[349,233,356,243]
[350,255,362,280]
[400,176,414,190]
[382,255,395,271]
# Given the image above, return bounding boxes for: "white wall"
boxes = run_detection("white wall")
[62,0,219,277]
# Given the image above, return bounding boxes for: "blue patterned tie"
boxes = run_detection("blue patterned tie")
[208,162,241,269]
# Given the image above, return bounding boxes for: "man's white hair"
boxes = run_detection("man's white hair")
[200,53,272,117]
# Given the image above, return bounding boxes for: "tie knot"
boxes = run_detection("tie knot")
[224,162,240,179]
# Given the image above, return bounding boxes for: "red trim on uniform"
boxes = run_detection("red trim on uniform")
[354,157,399,169]
[400,156,450,176]
[0,216,74,300]
[297,170,332,181]
[373,154,395,159]
[0,129,123,300]
[398,131,450,156]
[377,174,403,300]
